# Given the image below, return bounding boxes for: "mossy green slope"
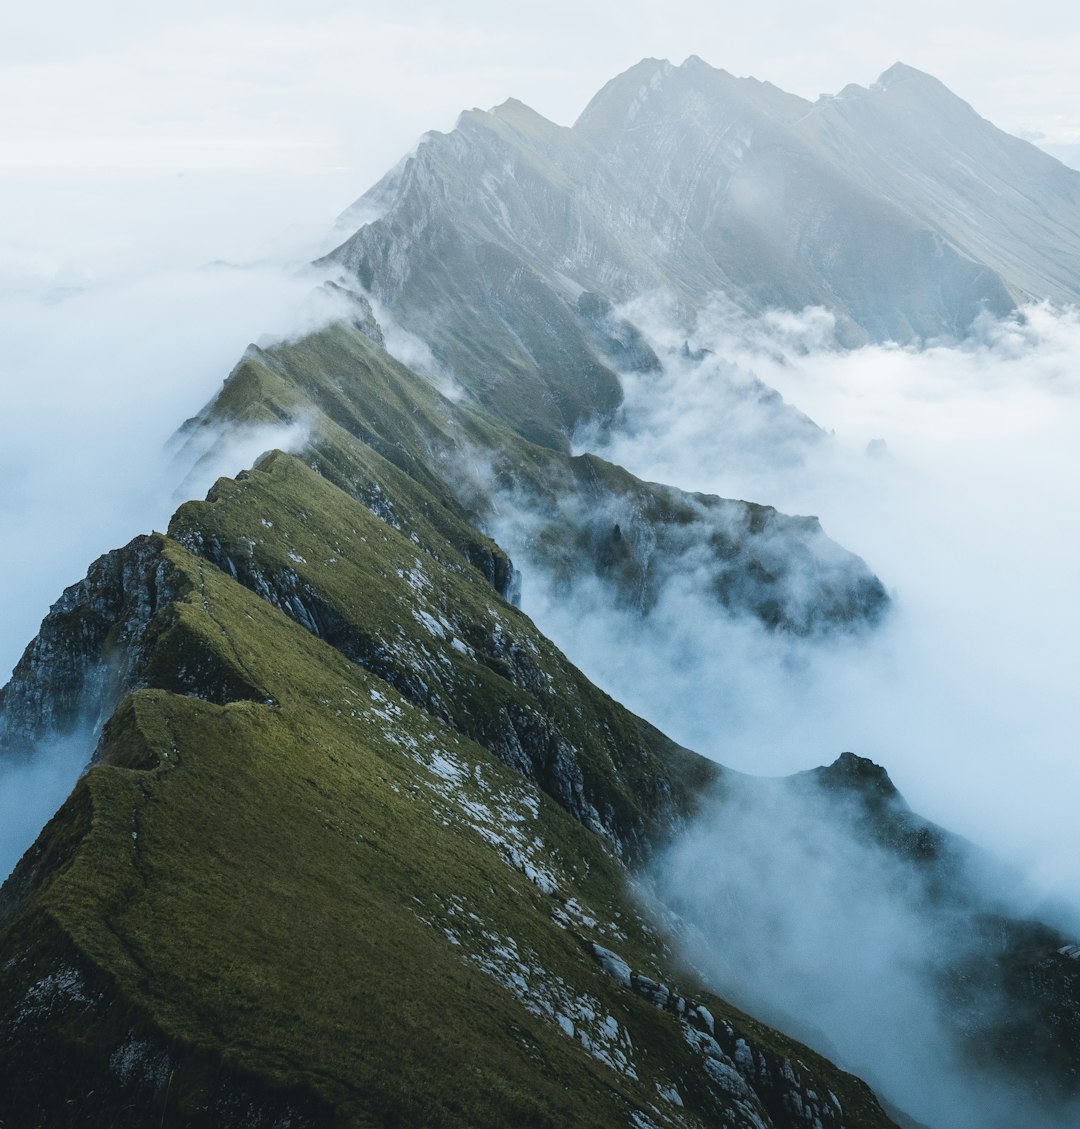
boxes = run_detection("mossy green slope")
[178,311,887,634]
[169,450,714,856]
[0,525,898,1129]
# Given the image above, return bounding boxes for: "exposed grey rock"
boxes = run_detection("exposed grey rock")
[0,535,182,760]
[799,63,1080,310]
[592,943,632,986]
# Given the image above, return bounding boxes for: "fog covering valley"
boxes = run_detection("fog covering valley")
[463,299,1080,1129]
[3,40,1080,1129]
[551,297,1080,904]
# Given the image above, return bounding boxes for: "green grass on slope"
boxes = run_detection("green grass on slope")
[0,531,896,1129]
[168,450,714,855]
[178,326,518,596]
[181,318,886,634]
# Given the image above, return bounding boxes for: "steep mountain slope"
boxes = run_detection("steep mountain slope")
[323,56,1080,449]
[572,57,1013,342]
[0,461,901,1129]
[0,295,892,1123]
[1,302,1076,1126]
[1,455,1075,1126]
[169,300,886,636]
[798,63,1080,308]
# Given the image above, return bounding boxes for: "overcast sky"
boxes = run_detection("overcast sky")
[3,1,1080,282]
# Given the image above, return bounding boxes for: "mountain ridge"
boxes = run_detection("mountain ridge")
[2,53,1080,1129]
[325,54,1080,450]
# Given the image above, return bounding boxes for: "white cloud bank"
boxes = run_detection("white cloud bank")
[508,299,1080,908]
[0,261,345,679]
[0,207,350,880]
[491,298,1080,1128]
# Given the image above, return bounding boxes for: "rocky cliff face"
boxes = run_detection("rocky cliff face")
[0,536,184,759]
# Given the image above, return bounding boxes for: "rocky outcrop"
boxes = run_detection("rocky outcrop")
[168,452,714,860]
[589,940,884,1129]
[0,535,183,759]
[480,451,889,633]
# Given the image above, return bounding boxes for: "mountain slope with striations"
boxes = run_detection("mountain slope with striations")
[325,56,1080,448]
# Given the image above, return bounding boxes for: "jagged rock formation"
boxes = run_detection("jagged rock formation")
[804,755,1080,1109]
[323,57,1080,448]
[0,537,185,757]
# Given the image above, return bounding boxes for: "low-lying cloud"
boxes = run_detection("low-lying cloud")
[0,260,345,681]
[0,734,90,886]
[644,773,1080,1129]
[546,297,1080,906]
[489,296,1080,1127]
[0,219,348,879]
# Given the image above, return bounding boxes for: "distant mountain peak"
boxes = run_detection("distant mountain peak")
[491,95,532,116]
[574,56,676,131]
[487,96,560,131]
[818,751,901,801]
[870,61,959,103]
[874,61,925,87]
[679,54,711,71]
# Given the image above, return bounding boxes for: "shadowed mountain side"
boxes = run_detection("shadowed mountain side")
[803,753,1080,1104]
[651,752,1080,1125]
[170,308,887,637]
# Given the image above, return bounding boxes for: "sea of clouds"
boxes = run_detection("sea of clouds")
[495,295,1080,1129]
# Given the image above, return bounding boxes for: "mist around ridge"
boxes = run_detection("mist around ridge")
[489,297,1079,903]
[465,297,1080,1129]
[0,261,349,681]
[641,771,1080,1129]
[0,254,352,880]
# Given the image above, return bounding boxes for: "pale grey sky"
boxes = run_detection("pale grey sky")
[3,1,1079,184]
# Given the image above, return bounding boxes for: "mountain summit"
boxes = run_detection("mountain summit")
[325,56,1080,449]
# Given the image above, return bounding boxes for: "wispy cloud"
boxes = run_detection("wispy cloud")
[527,299,1080,909]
